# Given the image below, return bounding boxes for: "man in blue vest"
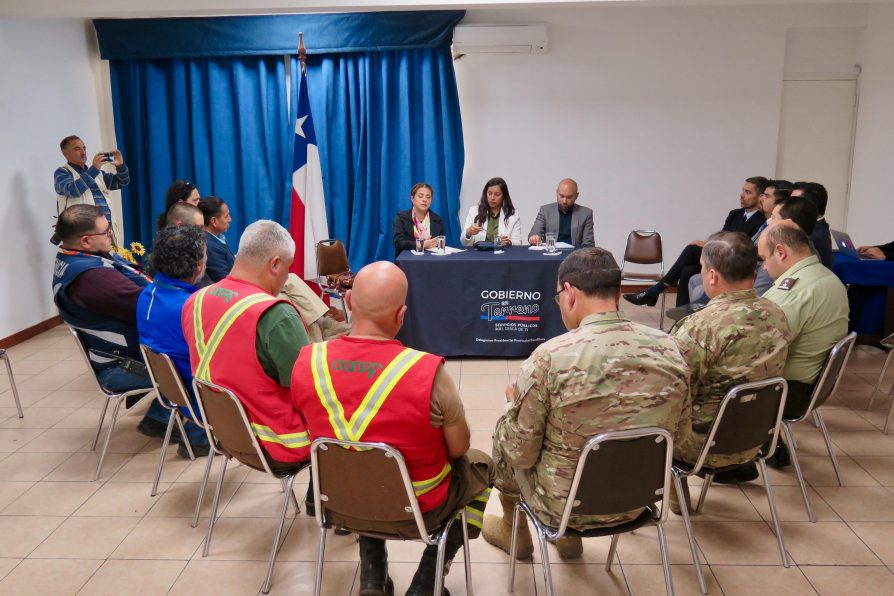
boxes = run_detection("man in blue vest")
[52,204,170,437]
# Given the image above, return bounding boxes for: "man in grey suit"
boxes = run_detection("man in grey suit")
[527,179,595,247]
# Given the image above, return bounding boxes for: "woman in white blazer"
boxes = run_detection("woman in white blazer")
[460,177,522,247]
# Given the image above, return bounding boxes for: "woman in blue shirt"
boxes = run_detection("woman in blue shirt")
[198,196,235,282]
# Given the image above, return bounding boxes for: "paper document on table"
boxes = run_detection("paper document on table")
[425,246,464,255]
[528,242,574,251]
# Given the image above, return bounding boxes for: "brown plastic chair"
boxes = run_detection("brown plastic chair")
[782,332,856,522]
[316,239,351,321]
[621,230,667,329]
[193,378,306,594]
[0,349,24,419]
[865,332,894,432]
[673,378,788,594]
[66,325,155,481]
[310,438,473,596]
[508,427,676,596]
[140,344,207,497]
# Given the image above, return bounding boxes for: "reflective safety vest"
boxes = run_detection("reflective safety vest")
[292,336,450,511]
[182,276,310,463]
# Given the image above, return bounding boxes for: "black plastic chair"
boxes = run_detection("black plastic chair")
[507,427,676,596]
[673,377,788,594]
[620,230,667,329]
[782,332,856,522]
[310,437,474,596]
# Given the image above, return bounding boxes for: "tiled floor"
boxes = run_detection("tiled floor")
[1,305,894,595]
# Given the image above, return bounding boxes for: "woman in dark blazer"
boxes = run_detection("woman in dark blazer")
[393,182,445,257]
[198,196,235,282]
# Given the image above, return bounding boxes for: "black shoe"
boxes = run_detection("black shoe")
[766,442,791,469]
[177,442,210,459]
[406,545,453,596]
[137,416,182,443]
[712,462,759,484]
[359,537,394,596]
[623,289,660,307]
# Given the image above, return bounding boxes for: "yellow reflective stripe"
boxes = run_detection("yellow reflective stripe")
[311,345,426,442]
[192,287,210,354]
[412,461,452,496]
[251,423,310,448]
[473,487,492,503]
[458,506,484,529]
[195,293,276,381]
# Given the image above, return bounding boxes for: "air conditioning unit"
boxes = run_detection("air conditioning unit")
[452,24,548,56]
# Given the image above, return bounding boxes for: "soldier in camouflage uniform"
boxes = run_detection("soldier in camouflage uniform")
[484,247,691,561]
[671,231,791,498]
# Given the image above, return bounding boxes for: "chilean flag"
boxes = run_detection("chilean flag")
[289,69,329,280]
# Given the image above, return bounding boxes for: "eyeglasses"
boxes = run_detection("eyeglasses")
[83,223,113,238]
[553,287,566,304]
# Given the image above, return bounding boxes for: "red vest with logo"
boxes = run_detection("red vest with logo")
[292,336,450,511]
[182,276,310,463]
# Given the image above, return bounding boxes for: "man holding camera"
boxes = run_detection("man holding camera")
[54,135,130,244]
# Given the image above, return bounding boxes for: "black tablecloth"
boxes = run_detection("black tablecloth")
[396,246,569,357]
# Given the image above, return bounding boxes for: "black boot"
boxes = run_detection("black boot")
[712,462,759,484]
[359,537,394,596]
[622,282,666,307]
[405,533,463,596]
[766,442,791,469]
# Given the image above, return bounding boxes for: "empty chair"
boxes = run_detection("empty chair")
[310,438,474,596]
[781,332,857,521]
[865,332,894,433]
[316,239,352,321]
[673,378,789,594]
[0,349,24,419]
[67,325,155,480]
[508,427,676,596]
[620,230,667,329]
[193,378,306,594]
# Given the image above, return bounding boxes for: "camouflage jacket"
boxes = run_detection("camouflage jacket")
[494,310,690,529]
[672,289,791,466]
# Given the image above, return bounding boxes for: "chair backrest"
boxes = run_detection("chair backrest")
[882,332,894,350]
[555,427,673,536]
[802,332,858,418]
[690,377,788,473]
[192,378,271,474]
[65,325,113,397]
[316,239,350,277]
[310,438,433,542]
[623,230,663,266]
[140,344,200,420]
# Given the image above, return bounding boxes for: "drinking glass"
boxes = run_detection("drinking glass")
[545,233,557,254]
[415,237,425,253]
[436,236,446,254]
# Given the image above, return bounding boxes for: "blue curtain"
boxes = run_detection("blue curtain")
[110,56,292,247]
[294,47,464,269]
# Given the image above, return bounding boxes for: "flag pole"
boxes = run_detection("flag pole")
[298,32,307,75]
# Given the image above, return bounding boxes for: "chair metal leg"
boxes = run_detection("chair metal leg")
[658,290,667,331]
[280,477,301,515]
[674,472,707,595]
[536,526,554,596]
[313,526,327,596]
[783,423,816,523]
[151,411,177,497]
[883,381,894,434]
[262,473,296,594]
[696,474,713,513]
[867,350,893,412]
[758,459,789,567]
[605,534,620,572]
[656,523,676,596]
[202,456,228,557]
[91,399,111,451]
[192,450,215,528]
[434,516,454,596]
[174,413,195,461]
[94,397,123,481]
[814,409,843,486]
[1,351,24,418]
[507,502,521,593]
[461,509,473,596]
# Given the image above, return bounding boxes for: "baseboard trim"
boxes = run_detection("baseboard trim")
[0,316,63,349]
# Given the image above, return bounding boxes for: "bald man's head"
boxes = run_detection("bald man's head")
[556,178,579,213]
[346,262,409,337]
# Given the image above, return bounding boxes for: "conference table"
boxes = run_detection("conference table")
[396,246,570,357]
[832,253,894,345]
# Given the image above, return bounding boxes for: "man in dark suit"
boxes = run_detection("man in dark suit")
[791,181,833,269]
[528,178,595,247]
[624,176,768,307]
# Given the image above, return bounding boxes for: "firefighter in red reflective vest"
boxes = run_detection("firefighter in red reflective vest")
[292,262,494,596]
[183,221,312,472]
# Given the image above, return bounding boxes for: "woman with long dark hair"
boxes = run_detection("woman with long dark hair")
[156,179,200,230]
[460,177,521,247]
[392,182,446,257]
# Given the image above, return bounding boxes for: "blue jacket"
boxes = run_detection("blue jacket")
[205,231,235,282]
[136,273,198,404]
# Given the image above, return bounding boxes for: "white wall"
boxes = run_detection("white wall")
[455,4,868,262]
[847,4,894,247]
[0,19,109,339]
